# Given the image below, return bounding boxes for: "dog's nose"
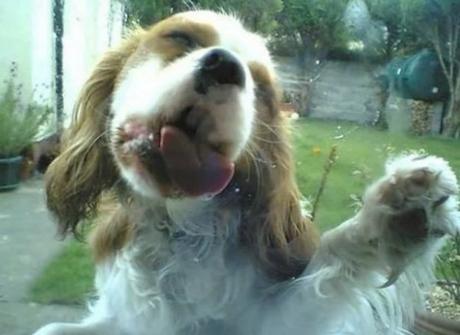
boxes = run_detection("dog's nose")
[195,49,245,94]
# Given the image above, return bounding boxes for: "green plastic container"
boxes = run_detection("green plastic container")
[387,50,451,102]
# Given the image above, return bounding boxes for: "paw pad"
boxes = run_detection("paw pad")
[364,154,459,244]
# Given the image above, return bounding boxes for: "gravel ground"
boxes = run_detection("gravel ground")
[427,285,460,321]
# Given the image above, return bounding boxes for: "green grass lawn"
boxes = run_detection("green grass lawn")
[30,240,95,304]
[293,119,460,231]
[29,119,460,305]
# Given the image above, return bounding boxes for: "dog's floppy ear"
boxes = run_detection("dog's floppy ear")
[46,34,143,237]
[245,118,319,279]
[240,63,320,279]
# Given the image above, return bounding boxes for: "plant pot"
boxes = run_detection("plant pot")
[0,156,23,191]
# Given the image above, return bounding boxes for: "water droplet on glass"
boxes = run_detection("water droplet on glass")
[432,86,439,94]
[234,188,240,193]
[290,112,299,120]
[201,194,214,201]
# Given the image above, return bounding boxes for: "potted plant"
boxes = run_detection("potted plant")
[0,63,50,190]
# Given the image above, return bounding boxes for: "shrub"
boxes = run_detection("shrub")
[0,63,51,158]
[436,234,460,304]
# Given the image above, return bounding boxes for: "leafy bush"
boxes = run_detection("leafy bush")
[274,0,350,58]
[0,64,51,158]
[436,234,460,304]
[121,0,282,36]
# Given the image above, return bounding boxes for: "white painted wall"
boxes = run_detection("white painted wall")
[0,1,34,100]
[31,0,55,138]
[0,0,124,135]
[63,0,124,127]
[31,0,54,103]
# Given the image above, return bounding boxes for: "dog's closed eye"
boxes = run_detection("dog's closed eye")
[163,31,199,50]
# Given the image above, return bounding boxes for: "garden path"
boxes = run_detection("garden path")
[0,177,83,335]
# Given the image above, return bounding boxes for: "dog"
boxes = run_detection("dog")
[34,10,459,335]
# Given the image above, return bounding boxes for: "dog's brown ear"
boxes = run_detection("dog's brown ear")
[243,117,319,280]
[46,34,143,237]
[240,64,320,279]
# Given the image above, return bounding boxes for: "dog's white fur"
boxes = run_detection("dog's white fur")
[34,11,459,335]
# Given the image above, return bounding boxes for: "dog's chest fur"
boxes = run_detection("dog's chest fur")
[94,200,263,334]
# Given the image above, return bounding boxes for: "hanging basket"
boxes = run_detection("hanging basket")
[0,156,23,191]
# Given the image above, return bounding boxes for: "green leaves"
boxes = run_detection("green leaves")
[0,75,51,157]
[275,0,350,56]
[121,0,173,27]
[120,0,283,35]
[365,0,460,57]
[120,0,351,56]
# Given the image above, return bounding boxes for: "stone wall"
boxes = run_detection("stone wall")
[277,58,444,133]
[277,59,382,125]
[307,61,382,125]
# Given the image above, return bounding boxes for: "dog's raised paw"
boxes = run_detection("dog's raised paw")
[381,155,457,210]
[358,155,459,286]
[363,154,459,251]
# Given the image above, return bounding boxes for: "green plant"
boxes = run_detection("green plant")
[436,234,460,304]
[0,63,51,158]
[120,0,282,36]
[274,0,350,58]
[365,0,428,57]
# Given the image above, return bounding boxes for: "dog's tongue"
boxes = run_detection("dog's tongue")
[160,126,234,197]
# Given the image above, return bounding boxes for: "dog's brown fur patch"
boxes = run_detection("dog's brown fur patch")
[142,16,219,62]
[90,204,135,263]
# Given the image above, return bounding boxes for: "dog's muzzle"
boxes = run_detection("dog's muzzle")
[195,48,245,94]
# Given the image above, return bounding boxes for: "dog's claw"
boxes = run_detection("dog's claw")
[362,155,459,287]
[412,154,430,161]
[379,269,402,288]
[432,195,449,209]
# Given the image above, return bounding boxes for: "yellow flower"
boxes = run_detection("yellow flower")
[312,146,321,155]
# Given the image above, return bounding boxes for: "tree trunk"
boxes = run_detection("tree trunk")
[443,71,460,138]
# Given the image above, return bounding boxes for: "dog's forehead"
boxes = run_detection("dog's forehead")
[171,11,273,66]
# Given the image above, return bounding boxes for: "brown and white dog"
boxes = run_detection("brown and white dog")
[34,11,459,335]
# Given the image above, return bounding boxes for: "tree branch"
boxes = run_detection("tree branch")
[447,15,454,85]
[432,26,452,92]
